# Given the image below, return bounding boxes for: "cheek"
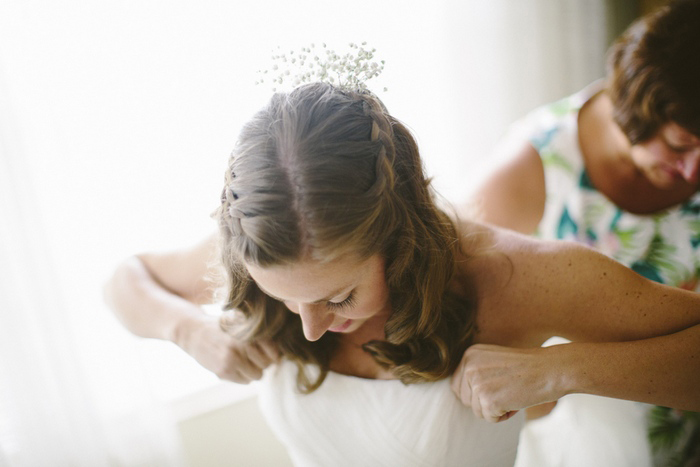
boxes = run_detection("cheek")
[354,285,390,318]
[638,141,673,165]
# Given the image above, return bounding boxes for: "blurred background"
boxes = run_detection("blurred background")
[0,0,665,465]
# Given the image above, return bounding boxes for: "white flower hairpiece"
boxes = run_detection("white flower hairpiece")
[256,42,387,93]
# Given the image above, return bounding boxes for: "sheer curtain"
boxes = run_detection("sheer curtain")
[0,0,626,465]
[425,0,632,201]
[0,69,185,465]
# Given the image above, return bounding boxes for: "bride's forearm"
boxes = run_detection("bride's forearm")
[555,326,700,411]
[103,255,205,345]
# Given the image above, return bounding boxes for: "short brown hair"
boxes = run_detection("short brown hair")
[607,0,700,144]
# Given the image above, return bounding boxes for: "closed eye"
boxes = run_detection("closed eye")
[666,140,696,153]
[669,144,691,154]
[327,292,356,310]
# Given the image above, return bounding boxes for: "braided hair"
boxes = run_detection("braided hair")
[214,83,476,391]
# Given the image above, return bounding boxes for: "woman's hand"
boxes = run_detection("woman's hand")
[174,314,281,384]
[450,344,564,423]
[105,237,281,384]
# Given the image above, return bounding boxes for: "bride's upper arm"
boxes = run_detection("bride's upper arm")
[473,227,700,345]
[508,236,700,343]
[138,232,223,305]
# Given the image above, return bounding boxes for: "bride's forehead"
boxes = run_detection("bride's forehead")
[247,255,370,281]
[248,252,380,275]
[245,254,383,297]
[247,262,350,304]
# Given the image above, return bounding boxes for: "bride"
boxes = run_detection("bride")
[105,81,700,466]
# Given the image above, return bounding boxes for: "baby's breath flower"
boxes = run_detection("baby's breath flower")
[256,43,387,93]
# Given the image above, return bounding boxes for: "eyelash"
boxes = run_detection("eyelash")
[326,292,356,310]
[666,141,692,153]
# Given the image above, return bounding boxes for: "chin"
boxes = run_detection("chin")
[648,168,682,190]
[345,318,373,334]
[651,179,678,190]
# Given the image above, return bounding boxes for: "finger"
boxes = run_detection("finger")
[246,343,274,369]
[469,381,484,421]
[217,360,251,384]
[227,371,250,384]
[451,362,473,407]
[497,410,519,423]
[483,407,503,424]
[471,395,484,420]
[258,340,282,362]
[234,361,264,382]
[450,366,463,398]
[223,348,265,382]
[459,378,473,408]
[484,402,515,424]
[229,369,256,384]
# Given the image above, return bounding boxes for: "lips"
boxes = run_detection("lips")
[662,164,680,178]
[329,319,352,332]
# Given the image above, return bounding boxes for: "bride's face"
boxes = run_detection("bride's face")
[245,254,392,342]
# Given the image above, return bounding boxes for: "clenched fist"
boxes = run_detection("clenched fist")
[176,315,280,384]
[450,343,565,423]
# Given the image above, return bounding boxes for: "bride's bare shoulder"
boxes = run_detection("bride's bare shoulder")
[456,220,551,272]
[454,221,581,346]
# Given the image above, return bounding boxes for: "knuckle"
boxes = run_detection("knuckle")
[216,369,234,380]
[226,372,251,384]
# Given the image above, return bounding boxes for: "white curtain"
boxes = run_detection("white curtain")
[424,0,618,201]
[0,0,624,465]
[0,67,185,465]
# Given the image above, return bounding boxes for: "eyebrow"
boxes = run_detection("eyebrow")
[257,284,352,304]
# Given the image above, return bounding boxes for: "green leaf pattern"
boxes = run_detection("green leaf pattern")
[530,85,700,291]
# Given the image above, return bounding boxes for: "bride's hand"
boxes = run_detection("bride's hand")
[174,314,280,384]
[450,344,563,423]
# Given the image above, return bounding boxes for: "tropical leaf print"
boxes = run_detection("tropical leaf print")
[581,197,609,231]
[611,227,642,254]
[680,200,700,216]
[685,219,700,248]
[556,207,578,239]
[541,150,574,175]
[549,97,576,117]
[630,260,665,283]
[531,126,559,151]
[643,230,685,286]
[579,170,596,190]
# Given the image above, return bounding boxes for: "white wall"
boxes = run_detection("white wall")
[178,396,293,467]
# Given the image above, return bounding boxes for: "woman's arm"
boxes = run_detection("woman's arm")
[452,330,700,422]
[104,233,278,383]
[453,226,700,421]
[104,234,219,340]
[459,141,546,235]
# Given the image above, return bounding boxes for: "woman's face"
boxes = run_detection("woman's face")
[245,254,391,342]
[630,122,700,190]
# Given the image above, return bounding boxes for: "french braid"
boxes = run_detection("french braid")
[356,93,475,382]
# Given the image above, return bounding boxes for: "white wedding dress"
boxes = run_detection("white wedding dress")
[259,360,524,467]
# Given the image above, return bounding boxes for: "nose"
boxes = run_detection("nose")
[297,303,335,342]
[677,150,700,184]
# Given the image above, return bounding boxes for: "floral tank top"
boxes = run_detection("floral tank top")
[519,81,700,291]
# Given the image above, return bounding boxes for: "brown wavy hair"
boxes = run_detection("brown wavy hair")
[607,0,700,144]
[213,83,476,392]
